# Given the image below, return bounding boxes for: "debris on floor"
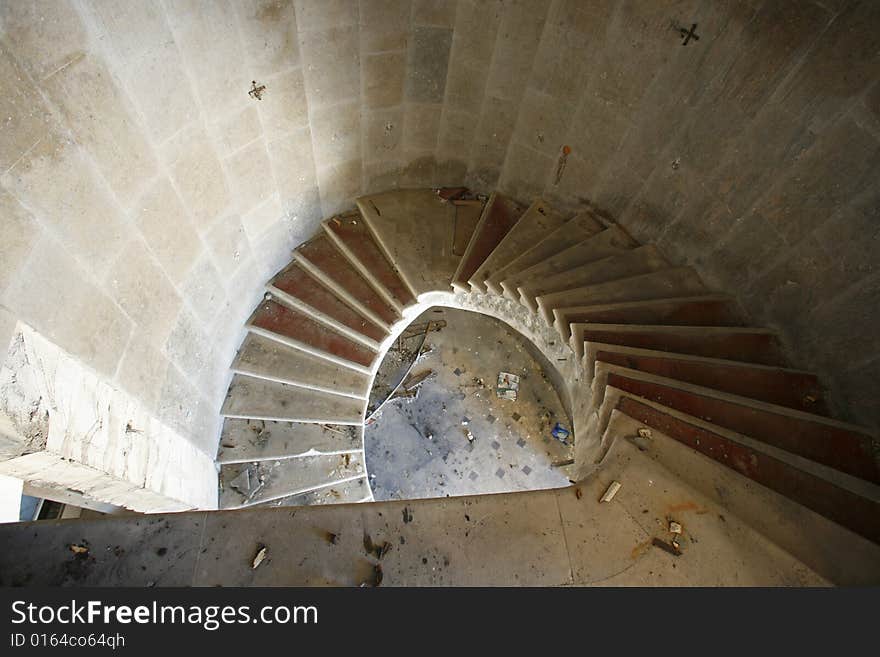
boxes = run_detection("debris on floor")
[651,537,682,557]
[365,306,571,501]
[363,533,391,559]
[551,422,570,444]
[361,563,383,587]
[252,544,267,569]
[435,186,467,202]
[638,427,652,438]
[496,371,520,401]
[552,458,575,467]
[69,544,89,556]
[227,463,267,504]
[387,368,435,404]
[600,480,622,502]
[669,520,683,534]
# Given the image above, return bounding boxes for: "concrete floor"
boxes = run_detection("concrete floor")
[365,307,572,501]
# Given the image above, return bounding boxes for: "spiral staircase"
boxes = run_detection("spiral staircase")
[197,187,880,584]
[5,187,878,586]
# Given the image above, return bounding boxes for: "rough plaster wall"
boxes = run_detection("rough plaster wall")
[0,324,217,510]
[0,0,877,481]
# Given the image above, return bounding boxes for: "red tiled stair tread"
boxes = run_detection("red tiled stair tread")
[326,214,416,306]
[297,234,398,325]
[250,300,375,367]
[580,327,786,366]
[617,397,880,545]
[452,202,485,257]
[567,297,745,326]
[271,263,387,343]
[609,373,879,484]
[597,350,830,415]
[453,195,525,286]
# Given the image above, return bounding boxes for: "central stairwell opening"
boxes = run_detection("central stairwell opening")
[364,305,573,501]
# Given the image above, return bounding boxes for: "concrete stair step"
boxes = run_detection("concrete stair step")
[592,364,880,484]
[253,475,372,507]
[269,261,387,346]
[543,267,708,331]
[520,244,669,311]
[219,452,366,509]
[452,199,486,257]
[217,418,362,463]
[468,199,566,293]
[585,341,830,415]
[451,192,526,292]
[599,408,880,585]
[232,333,371,398]
[561,296,744,337]
[221,373,365,424]
[324,211,417,310]
[488,210,605,296]
[572,323,787,366]
[294,233,398,327]
[249,299,376,369]
[356,189,466,296]
[501,225,638,306]
[609,396,880,547]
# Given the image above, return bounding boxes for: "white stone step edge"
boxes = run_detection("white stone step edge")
[229,362,369,401]
[292,251,394,332]
[321,219,406,314]
[266,284,382,351]
[218,447,365,465]
[221,410,365,426]
[224,474,369,510]
[246,325,373,375]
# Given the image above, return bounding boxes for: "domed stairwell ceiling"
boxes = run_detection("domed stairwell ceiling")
[0,0,879,511]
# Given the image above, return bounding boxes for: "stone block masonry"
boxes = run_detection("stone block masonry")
[0,0,876,500]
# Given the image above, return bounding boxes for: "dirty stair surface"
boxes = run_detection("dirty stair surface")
[202,187,879,584]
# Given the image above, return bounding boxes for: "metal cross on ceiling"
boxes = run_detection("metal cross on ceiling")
[679,23,699,45]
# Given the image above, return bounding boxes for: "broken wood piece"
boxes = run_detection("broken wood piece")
[600,481,621,502]
[252,545,267,569]
[652,537,682,557]
[402,369,433,391]
[435,186,467,201]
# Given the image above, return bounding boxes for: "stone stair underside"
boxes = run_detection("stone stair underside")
[205,187,879,584]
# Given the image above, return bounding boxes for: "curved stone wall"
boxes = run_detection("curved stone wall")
[1,0,878,471]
